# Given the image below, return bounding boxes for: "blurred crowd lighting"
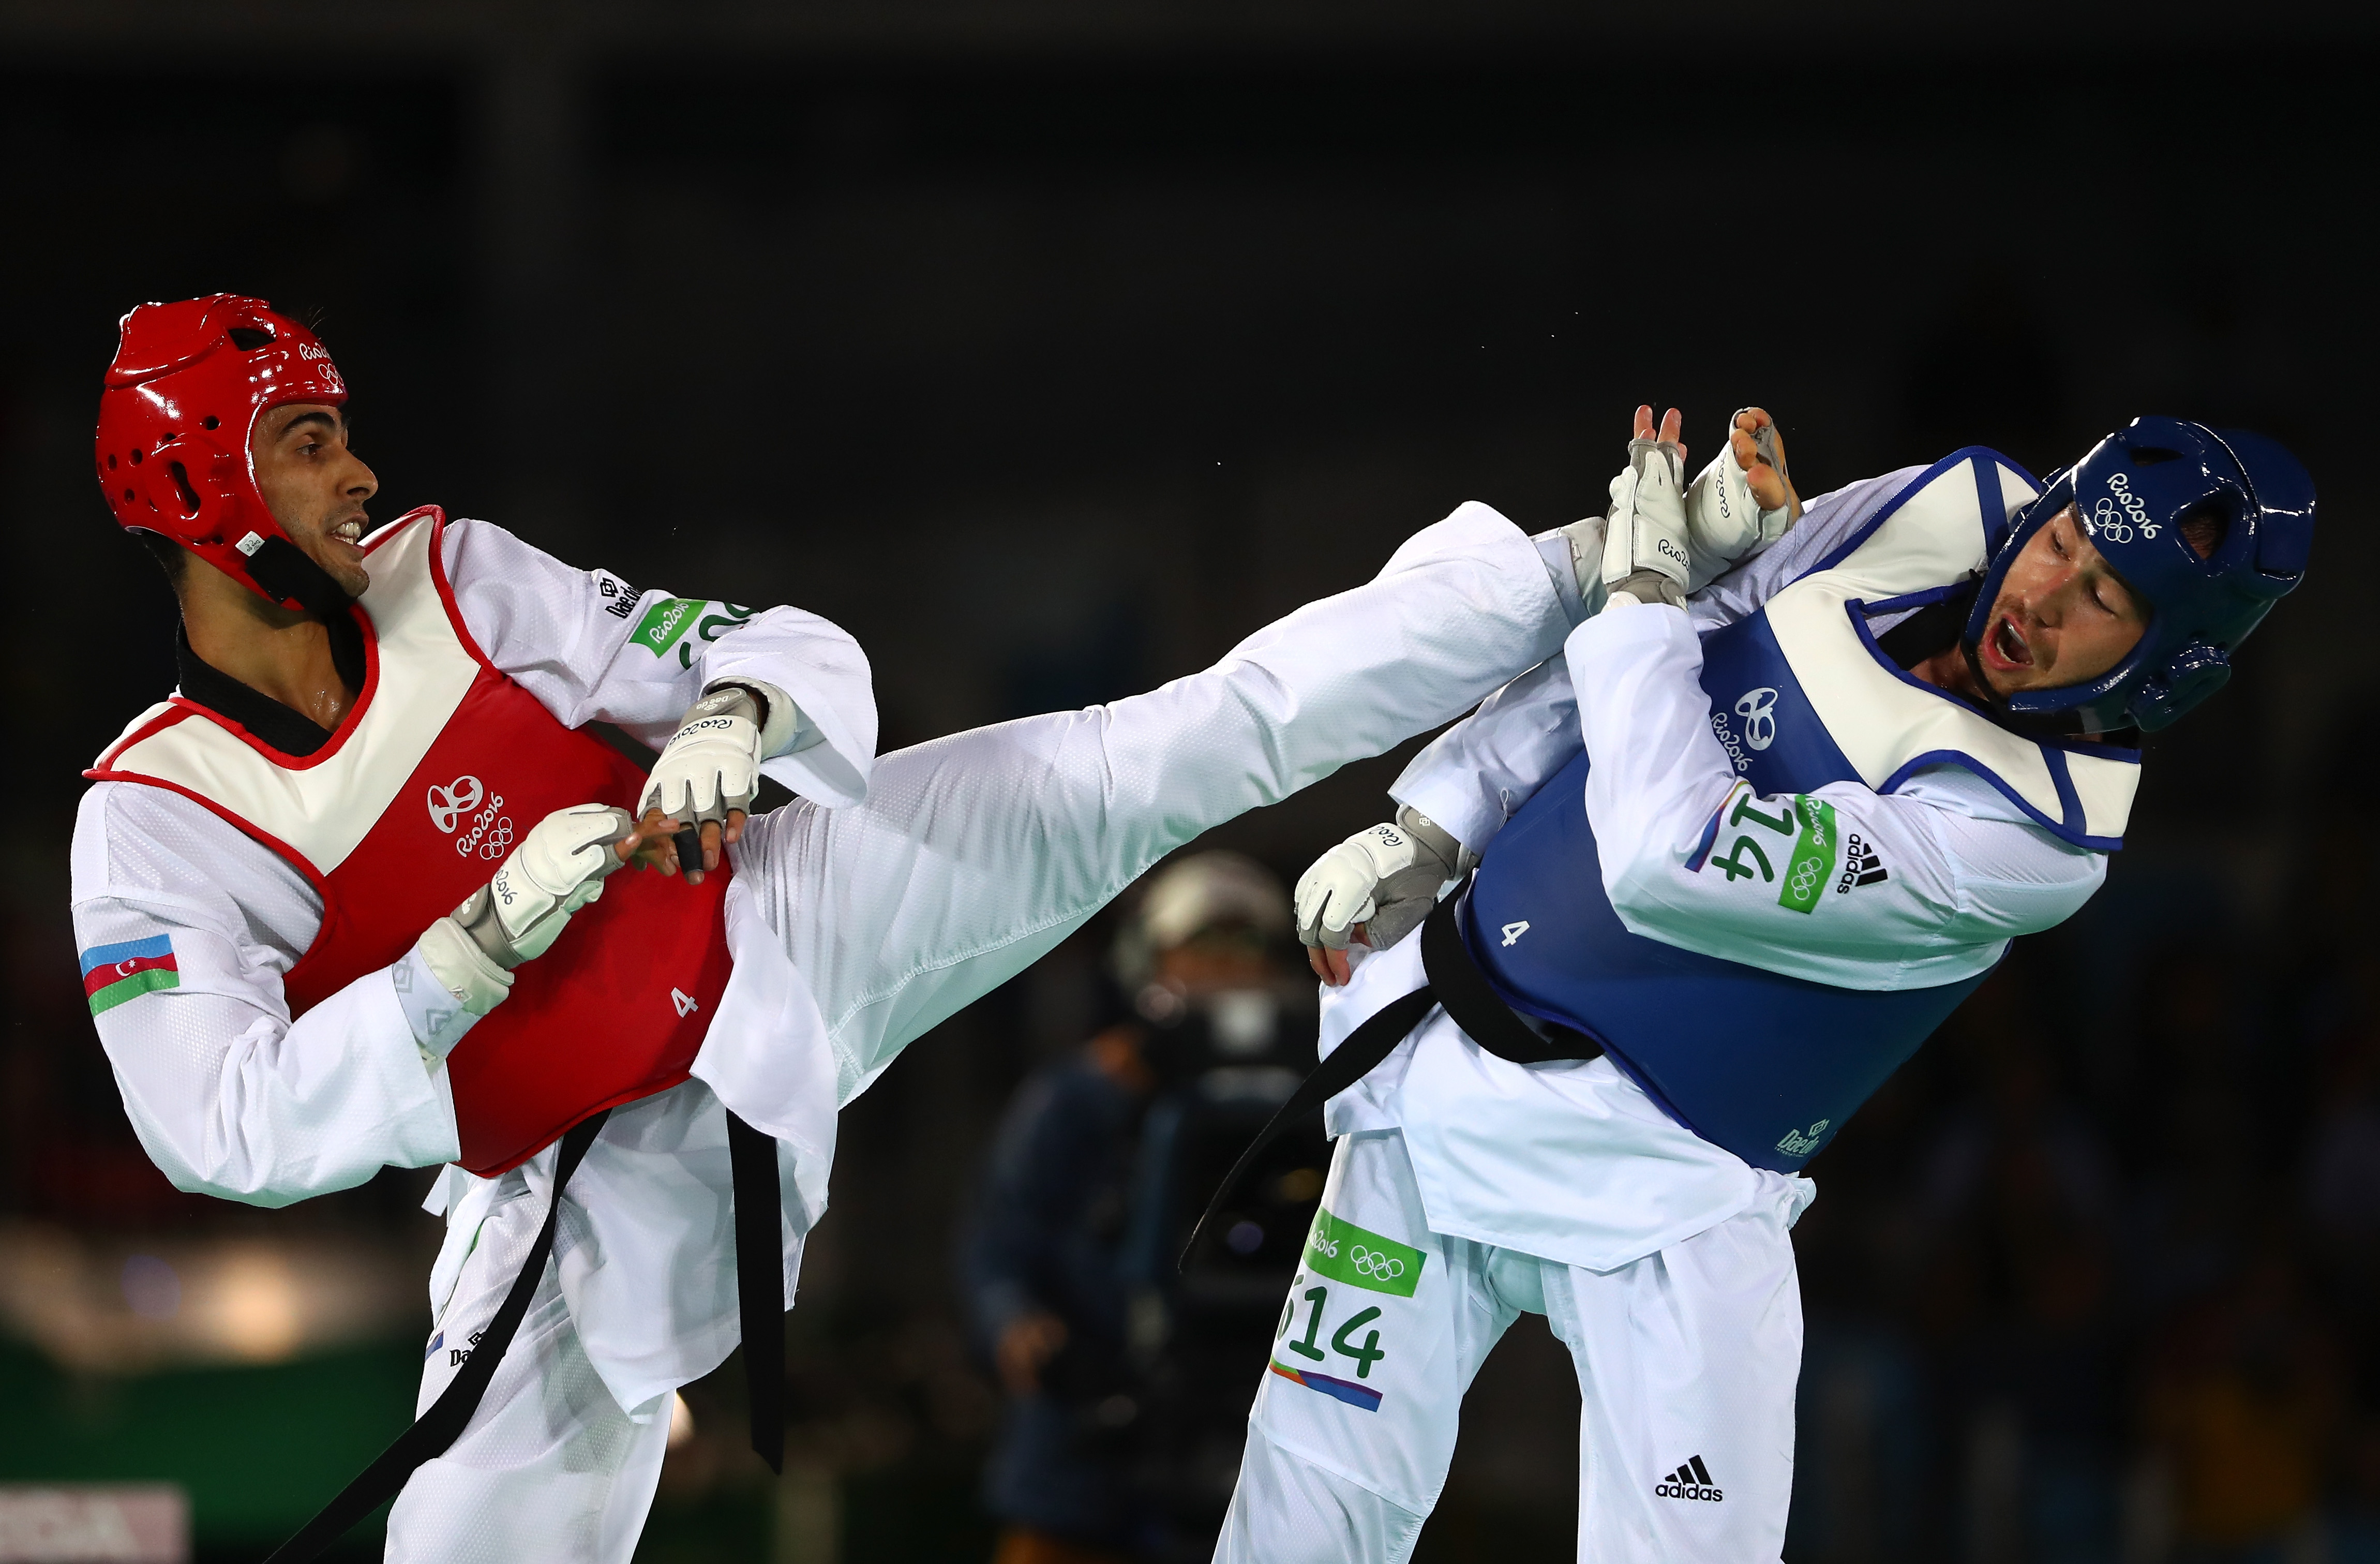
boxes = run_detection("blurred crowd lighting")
[0,1227,417,1372]
[0,1487,187,1564]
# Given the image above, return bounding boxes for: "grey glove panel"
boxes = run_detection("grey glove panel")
[1393,805,1475,878]
[690,684,763,726]
[1609,570,1687,609]
[1364,895,1436,952]
[452,883,523,970]
[1626,435,1687,491]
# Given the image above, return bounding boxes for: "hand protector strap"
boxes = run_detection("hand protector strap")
[642,685,765,826]
[1294,806,1477,953]
[414,916,514,1018]
[1550,512,1612,613]
[1600,436,1692,605]
[732,677,803,760]
[454,803,634,969]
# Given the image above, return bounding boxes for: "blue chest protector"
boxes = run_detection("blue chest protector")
[1461,449,2137,1173]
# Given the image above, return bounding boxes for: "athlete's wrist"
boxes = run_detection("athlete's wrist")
[412,917,513,1030]
[705,677,811,761]
[1607,570,1686,609]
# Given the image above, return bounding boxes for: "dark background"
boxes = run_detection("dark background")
[4,2,2377,1558]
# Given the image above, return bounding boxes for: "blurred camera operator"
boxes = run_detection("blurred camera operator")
[964,853,1319,1563]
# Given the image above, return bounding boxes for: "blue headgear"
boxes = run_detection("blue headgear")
[1959,415,2314,733]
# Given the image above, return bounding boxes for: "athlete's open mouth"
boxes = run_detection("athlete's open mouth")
[330,517,365,545]
[1985,615,2032,672]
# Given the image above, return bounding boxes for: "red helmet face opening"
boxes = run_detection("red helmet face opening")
[95,294,350,610]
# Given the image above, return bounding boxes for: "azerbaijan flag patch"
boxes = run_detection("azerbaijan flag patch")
[82,935,179,1016]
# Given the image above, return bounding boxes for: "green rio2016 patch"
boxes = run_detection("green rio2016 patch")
[1305,1208,1426,1298]
[630,597,703,657]
[627,597,761,666]
[1776,793,1839,914]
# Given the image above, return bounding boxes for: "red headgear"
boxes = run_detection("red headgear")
[96,295,351,610]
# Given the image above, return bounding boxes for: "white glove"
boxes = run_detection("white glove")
[1295,807,1476,954]
[448,802,635,970]
[1599,436,1692,608]
[642,684,766,826]
[1683,411,1796,592]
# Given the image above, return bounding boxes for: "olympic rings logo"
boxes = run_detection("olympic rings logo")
[1788,859,1823,899]
[449,784,513,860]
[1350,1245,1405,1281]
[2090,497,2136,545]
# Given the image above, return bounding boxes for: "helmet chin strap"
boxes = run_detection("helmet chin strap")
[242,533,355,620]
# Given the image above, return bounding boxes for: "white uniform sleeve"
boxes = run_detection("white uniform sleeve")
[1389,653,1580,854]
[1389,467,1938,857]
[1569,607,2105,990]
[438,519,878,807]
[70,784,463,1206]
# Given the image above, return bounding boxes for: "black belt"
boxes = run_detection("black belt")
[1181,880,1598,1268]
[266,1108,786,1562]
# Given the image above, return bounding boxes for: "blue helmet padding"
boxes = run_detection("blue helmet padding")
[1958,416,2315,733]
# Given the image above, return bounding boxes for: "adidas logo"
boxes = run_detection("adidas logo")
[1834,831,1888,895]
[1653,1454,1723,1502]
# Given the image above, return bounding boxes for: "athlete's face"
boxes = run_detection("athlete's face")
[250,402,377,598]
[1973,505,2149,696]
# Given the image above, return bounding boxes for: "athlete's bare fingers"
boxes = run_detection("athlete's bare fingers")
[720,808,748,847]
[1659,406,1686,464]
[1321,944,1354,987]
[1633,404,1656,441]
[1746,461,1795,514]
[1309,945,1333,983]
[622,810,680,874]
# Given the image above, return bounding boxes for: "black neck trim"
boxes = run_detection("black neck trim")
[1873,586,1978,671]
[174,611,367,758]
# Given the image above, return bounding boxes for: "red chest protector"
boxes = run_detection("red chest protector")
[88,508,731,1175]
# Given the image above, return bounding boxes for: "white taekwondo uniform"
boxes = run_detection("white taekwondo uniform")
[71,503,1581,1561]
[1218,466,2117,1564]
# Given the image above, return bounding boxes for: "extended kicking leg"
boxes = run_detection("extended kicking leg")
[739,505,1575,1097]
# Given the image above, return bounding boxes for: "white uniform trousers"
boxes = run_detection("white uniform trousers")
[390,1172,670,1563]
[1217,1129,1805,1564]
[390,509,1574,1557]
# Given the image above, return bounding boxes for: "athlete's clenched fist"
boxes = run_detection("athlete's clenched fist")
[645,685,764,825]
[415,802,636,1016]
[1295,807,1476,986]
[1683,407,1801,592]
[639,680,806,883]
